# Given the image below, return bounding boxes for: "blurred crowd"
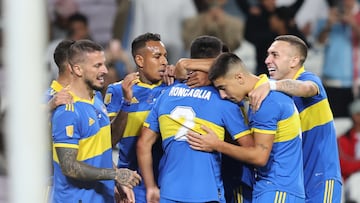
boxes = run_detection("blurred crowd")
[0,0,360,202]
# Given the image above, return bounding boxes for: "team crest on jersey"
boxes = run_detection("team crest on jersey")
[66,125,74,137]
[104,93,112,105]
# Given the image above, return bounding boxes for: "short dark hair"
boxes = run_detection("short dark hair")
[274,35,308,65]
[53,39,75,74]
[190,35,223,59]
[208,52,243,81]
[68,39,104,66]
[131,32,161,58]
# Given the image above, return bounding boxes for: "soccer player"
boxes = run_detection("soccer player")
[187,52,305,202]
[249,35,342,202]
[46,39,74,110]
[137,35,253,203]
[104,32,174,203]
[175,44,255,203]
[51,39,141,202]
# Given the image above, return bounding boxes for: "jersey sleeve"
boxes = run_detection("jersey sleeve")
[249,96,279,134]
[221,100,251,140]
[143,93,163,133]
[104,82,123,117]
[52,105,81,147]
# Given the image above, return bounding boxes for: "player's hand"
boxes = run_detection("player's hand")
[115,183,135,203]
[121,72,139,102]
[48,86,73,111]
[162,65,176,86]
[146,186,160,203]
[115,168,142,189]
[186,71,211,88]
[248,82,270,111]
[186,125,219,152]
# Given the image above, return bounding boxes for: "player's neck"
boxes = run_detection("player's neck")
[69,81,93,100]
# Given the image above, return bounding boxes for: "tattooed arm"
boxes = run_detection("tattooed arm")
[56,147,141,188]
[249,79,319,111]
[187,125,274,167]
[274,79,319,97]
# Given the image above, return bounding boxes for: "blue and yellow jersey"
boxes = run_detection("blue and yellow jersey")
[104,80,171,170]
[51,93,114,203]
[45,80,103,103]
[293,67,341,188]
[45,80,64,102]
[249,75,305,198]
[144,83,250,202]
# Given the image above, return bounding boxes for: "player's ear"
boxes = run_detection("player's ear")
[71,64,82,77]
[290,55,300,68]
[135,55,144,68]
[234,72,245,85]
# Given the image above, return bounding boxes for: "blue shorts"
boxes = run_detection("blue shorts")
[253,191,305,203]
[305,179,342,203]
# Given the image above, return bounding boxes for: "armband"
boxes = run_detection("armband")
[269,80,277,91]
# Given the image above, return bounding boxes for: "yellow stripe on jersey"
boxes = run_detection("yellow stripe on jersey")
[65,104,74,112]
[252,110,300,142]
[137,80,162,89]
[233,186,243,203]
[275,110,301,142]
[158,114,225,141]
[252,128,276,135]
[323,180,335,203]
[233,130,251,140]
[299,99,333,132]
[53,126,111,163]
[123,111,149,138]
[77,126,111,161]
[50,80,64,93]
[108,112,117,117]
[274,191,287,203]
[53,143,79,163]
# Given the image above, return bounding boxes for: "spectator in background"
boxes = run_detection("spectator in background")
[130,0,197,65]
[104,39,135,81]
[47,0,79,40]
[182,0,244,53]
[269,6,309,47]
[338,99,360,203]
[235,0,305,75]
[46,12,92,84]
[315,0,360,118]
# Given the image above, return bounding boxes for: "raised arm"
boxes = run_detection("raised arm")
[175,58,215,80]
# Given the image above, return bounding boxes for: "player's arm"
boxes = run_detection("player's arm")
[108,72,139,146]
[249,79,319,111]
[136,126,160,203]
[109,112,128,147]
[175,58,215,80]
[55,147,141,188]
[187,125,273,166]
